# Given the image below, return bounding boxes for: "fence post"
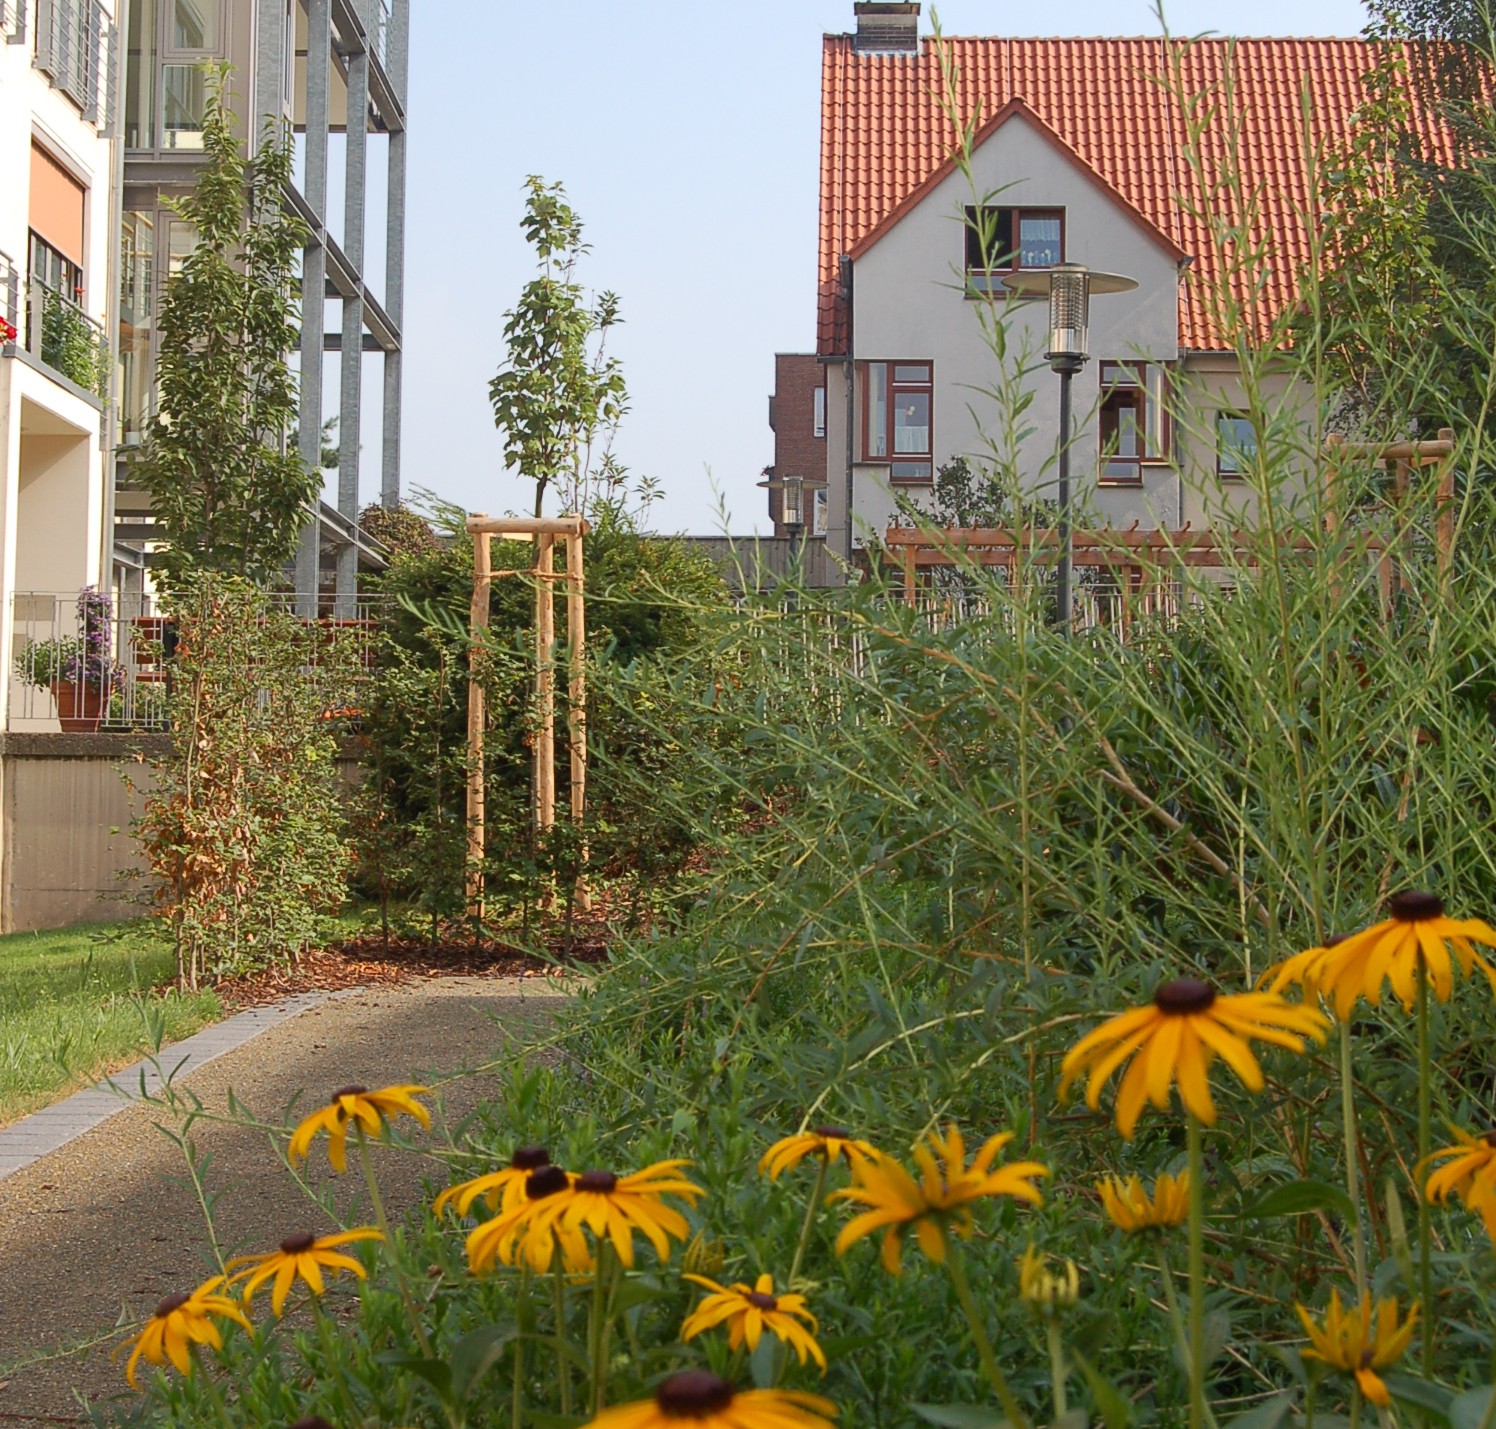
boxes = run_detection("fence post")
[466,522,491,921]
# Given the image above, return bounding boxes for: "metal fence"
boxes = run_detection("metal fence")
[6,591,388,733]
[22,277,108,394]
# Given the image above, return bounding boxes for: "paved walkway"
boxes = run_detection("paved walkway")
[0,976,566,1422]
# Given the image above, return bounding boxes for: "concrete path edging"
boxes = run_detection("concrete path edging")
[0,989,355,1181]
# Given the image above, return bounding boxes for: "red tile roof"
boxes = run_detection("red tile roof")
[818,35,1458,354]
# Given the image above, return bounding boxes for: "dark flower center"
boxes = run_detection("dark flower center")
[511,1146,550,1170]
[526,1165,570,1199]
[812,1125,850,1140]
[746,1290,778,1310]
[331,1085,369,1102]
[1388,891,1443,923]
[1154,978,1216,1015]
[656,1370,735,1417]
[1322,933,1348,948]
[1482,1130,1496,1149]
[577,1170,619,1194]
[280,1232,318,1254]
[155,1291,191,1319]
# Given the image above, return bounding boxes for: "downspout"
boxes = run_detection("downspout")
[840,254,854,563]
[102,0,129,590]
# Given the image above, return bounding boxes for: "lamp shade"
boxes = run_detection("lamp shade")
[1001,264,1139,368]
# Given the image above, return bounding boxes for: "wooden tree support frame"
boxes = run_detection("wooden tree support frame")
[465,514,590,921]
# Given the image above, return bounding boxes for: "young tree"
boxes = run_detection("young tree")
[131,65,316,591]
[488,177,628,518]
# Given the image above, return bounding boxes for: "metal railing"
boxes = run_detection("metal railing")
[34,0,116,129]
[0,252,18,344]
[22,277,107,395]
[1,0,27,43]
[7,591,388,733]
[369,0,392,66]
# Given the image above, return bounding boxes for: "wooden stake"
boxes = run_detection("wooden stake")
[1436,427,1455,577]
[466,522,492,920]
[535,533,556,834]
[566,531,591,912]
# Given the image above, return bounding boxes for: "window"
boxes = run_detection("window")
[162,63,207,147]
[1216,412,1257,479]
[1098,362,1171,482]
[964,206,1064,292]
[29,233,82,303]
[169,0,221,52]
[812,386,826,439]
[813,487,828,536]
[863,362,933,482]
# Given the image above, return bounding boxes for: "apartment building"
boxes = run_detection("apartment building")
[115,0,409,613]
[0,0,120,727]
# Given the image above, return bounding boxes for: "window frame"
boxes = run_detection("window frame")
[812,385,826,439]
[1216,411,1257,480]
[964,206,1065,292]
[1098,361,1173,483]
[860,360,934,484]
[161,0,225,58]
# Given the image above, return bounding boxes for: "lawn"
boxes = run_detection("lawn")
[0,920,221,1127]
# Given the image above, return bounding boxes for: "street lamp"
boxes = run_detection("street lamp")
[758,472,828,560]
[1003,263,1137,629]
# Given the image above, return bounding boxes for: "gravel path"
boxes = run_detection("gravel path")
[0,976,567,1423]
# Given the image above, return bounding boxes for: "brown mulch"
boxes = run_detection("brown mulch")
[215,924,609,1013]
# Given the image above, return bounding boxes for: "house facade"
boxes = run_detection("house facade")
[816,4,1449,558]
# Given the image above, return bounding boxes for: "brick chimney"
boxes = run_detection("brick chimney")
[854,2,920,53]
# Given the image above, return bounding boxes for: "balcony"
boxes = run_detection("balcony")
[5,266,108,398]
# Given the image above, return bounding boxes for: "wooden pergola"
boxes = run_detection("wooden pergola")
[465,514,589,920]
[881,429,1457,618]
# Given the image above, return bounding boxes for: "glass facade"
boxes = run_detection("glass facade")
[118,211,155,440]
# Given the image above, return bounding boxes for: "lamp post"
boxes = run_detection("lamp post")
[758,472,828,564]
[1003,263,1136,629]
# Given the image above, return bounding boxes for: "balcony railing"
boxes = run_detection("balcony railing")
[370,0,393,67]
[34,0,116,131]
[1,0,27,43]
[7,591,388,733]
[22,277,107,395]
[0,252,19,343]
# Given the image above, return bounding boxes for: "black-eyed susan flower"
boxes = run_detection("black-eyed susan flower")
[1018,1245,1080,1315]
[831,1124,1046,1275]
[467,1164,593,1275]
[584,1370,837,1428]
[434,1145,550,1219]
[1273,893,1496,1018]
[539,1161,704,1268]
[288,1083,431,1173]
[1097,1171,1190,1232]
[682,1272,826,1370]
[115,1277,251,1388]
[1059,978,1329,1139]
[1296,1290,1419,1406]
[227,1228,383,1315]
[1423,1128,1496,1239]
[759,1127,877,1180]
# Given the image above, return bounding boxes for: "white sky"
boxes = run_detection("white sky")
[390,0,1372,536]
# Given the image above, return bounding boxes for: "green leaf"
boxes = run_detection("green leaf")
[449,1322,517,1403]
[376,1353,453,1403]
[1451,1385,1494,1429]
[911,1406,1011,1429]
[1385,1374,1453,1423]
[1226,1392,1296,1429]
[1072,1351,1134,1429]
[1244,1179,1357,1223]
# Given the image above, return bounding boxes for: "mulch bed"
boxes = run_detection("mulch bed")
[215,924,610,1013]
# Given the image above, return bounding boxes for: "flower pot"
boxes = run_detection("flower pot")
[50,679,107,733]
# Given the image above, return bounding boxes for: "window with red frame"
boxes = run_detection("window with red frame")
[1099,362,1171,483]
[864,361,933,482]
[964,207,1064,292]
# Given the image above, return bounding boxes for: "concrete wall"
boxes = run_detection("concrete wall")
[0,735,366,933]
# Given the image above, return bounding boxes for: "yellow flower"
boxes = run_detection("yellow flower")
[1097,1171,1191,1232]
[1296,1290,1419,1407]
[1423,1127,1496,1239]
[539,1160,705,1268]
[226,1228,383,1315]
[288,1083,431,1172]
[759,1127,877,1180]
[830,1124,1046,1275]
[1267,892,1496,1018]
[585,1370,837,1428]
[434,1145,551,1219]
[467,1164,594,1275]
[1059,978,1329,1139]
[114,1277,251,1388]
[1018,1245,1080,1315]
[1257,935,1346,999]
[682,1272,826,1370]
